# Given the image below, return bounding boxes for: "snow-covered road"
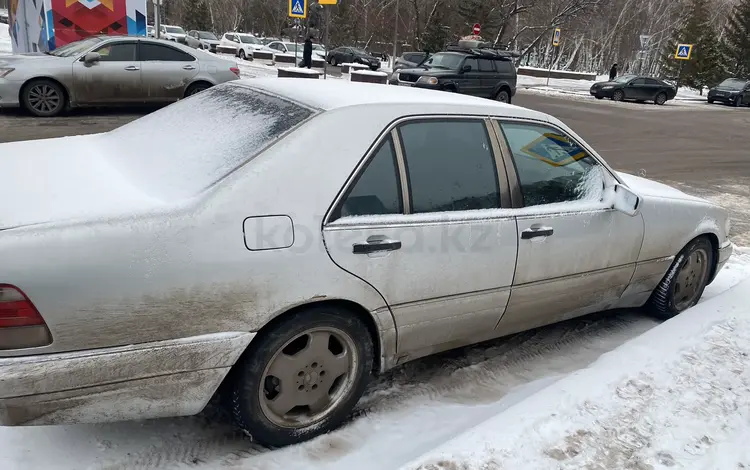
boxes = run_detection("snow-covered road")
[2,252,749,470]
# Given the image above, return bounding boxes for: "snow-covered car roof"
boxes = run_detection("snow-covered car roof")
[236,78,545,120]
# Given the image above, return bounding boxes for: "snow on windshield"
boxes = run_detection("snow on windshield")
[105,85,315,200]
[719,78,747,90]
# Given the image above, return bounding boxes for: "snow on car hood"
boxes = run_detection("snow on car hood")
[617,172,707,203]
[0,135,168,230]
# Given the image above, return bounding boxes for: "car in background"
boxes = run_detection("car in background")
[390,42,517,103]
[146,25,155,37]
[218,32,267,59]
[160,24,188,44]
[0,78,732,449]
[394,51,429,71]
[186,30,221,53]
[707,78,749,107]
[265,41,326,62]
[589,74,677,105]
[326,46,380,69]
[0,35,240,117]
[0,9,9,24]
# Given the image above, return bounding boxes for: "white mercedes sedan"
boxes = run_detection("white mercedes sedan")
[0,79,732,447]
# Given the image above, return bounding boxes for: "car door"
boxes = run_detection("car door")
[477,58,497,98]
[491,119,645,336]
[458,57,482,96]
[71,40,142,104]
[323,117,518,363]
[743,82,750,104]
[626,78,648,100]
[139,41,199,101]
[643,78,664,100]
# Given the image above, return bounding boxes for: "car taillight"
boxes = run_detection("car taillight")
[0,285,45,328]
[231,66,240,77]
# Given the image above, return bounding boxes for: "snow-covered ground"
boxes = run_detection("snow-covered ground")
[1,251,748,470]
[404,248,750,470]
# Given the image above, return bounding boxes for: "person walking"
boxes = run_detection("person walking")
[302,36,313,69]
[609,63,618,81]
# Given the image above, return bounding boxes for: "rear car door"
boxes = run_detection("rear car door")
[72,40,142,104]
[477,58,497,98]
[323,117,518,362]
[139,41,199,101]
[491,119,644,336]
[643,78,664,100]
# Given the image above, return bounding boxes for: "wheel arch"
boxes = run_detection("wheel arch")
[184,79,215,97]
[19,76,72,108]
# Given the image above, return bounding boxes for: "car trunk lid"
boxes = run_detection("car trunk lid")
[0,135,168,231]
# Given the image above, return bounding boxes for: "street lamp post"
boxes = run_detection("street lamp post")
[391,0,399,69]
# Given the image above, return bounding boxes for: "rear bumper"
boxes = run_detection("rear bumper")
[0,332,253,426]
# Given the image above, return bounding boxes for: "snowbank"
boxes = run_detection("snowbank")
[402,252,750,470]
[0,23,10,56]
[351,70,388,77]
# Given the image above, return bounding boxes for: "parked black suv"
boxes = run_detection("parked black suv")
[389,41,517,103]
[708,78,750,107]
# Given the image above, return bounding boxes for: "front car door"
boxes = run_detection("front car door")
[139,41,199,101]
[323,117,518,364]
[742,81,750,105]
[71,40,142,104]
[626,77,649,100]
[458,57,482,96]
[491,119,645,336]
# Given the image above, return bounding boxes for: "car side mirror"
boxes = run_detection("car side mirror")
[612,184,641,217]
[462,64,472,73]
[83,52,101,65]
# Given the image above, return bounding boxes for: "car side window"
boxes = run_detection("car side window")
[399,119,501,213]
[495,59,514,74]
[94,42,136,61]
[333,137,403,220]
[645,78,661,85]
[499,121,604,207]
[140,43,195,62]
[463,57,478,71]
[631,78,647,85]
[478,58,494,72]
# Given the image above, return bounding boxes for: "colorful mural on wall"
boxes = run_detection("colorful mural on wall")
[8,0,146,53]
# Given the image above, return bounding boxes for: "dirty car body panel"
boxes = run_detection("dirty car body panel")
[0,79,732,427]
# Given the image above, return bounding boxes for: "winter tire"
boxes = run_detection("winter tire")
[734,96,743,107]
[655,92,667,105]
[23,79,66,117]
[239,50,246,60]
[495,90,510,103]
[331,56,338,66]
[185,83,211,97]
[229,306,374,447]
[707,99,714,104]
[612,89,624,102]
[595,96,603,100]
[649,237,714,320]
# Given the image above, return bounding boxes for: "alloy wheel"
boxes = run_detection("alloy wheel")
[28,84,61,115]
[673,247,710,311]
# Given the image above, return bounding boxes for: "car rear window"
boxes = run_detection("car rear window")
[494,59,515,74]
[105,85,315,199]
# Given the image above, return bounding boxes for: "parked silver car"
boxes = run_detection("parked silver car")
[0,79,732,448]
[0,36,240,116]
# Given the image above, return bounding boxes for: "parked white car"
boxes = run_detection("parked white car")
[159,24,188,44]
[218,32,268,60]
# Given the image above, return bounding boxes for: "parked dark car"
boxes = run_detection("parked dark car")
[394,51,429,71]
[708,78,749,107]
[590,74,677,105]
[326,47,380,69]
[388,43,517,103]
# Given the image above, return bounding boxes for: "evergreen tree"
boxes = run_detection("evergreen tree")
[184,0,212,32]
[660,0,725,90]
[422,6,449,53]
[723,0,750,77]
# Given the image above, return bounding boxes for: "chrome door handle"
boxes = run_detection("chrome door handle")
[352,236,402,254]
[124,66,140,71]
[521,226,554,240]
[183,65,196,70]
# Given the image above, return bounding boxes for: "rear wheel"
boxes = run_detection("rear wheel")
[612,89,624,102]
[655,92,668,105]
[707,99,714,104]
[734,96,743,107]
[649,237,714,319]
[595,96,603,100]
[239,49,246,60]
[185,82,211,97]
[495,89,510,103]
[229,306,374,447]
[23,79,66,117]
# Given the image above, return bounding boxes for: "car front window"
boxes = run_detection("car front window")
[718,79,746,90]
[424,53,462,70]
[500,121,604,207]
[166,26,185,34]
[49,37,105,57]
[199,32,218,40]
[239,35,261,45]
[614,74,636,83]
[284,43,299,53]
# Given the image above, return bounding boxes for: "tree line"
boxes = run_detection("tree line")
[162,0,749,88]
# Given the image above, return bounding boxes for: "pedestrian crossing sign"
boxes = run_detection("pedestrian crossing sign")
[675,44,693,60]
[289,0,307,18]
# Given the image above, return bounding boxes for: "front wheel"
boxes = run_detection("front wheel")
[655,92,668,105]
[229,306,374,447]
[331,56,338,66]
[239,50,246,60]
[23,79,66,117]
[612,89,625,102]
[707,99,714,104]
[734,96,743,107]
[649,237,714,319]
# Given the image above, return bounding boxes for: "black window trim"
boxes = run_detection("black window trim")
[323,114,513,228]
[490,117,621,212]
[138,39,196,62]
[91,40,138,62]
